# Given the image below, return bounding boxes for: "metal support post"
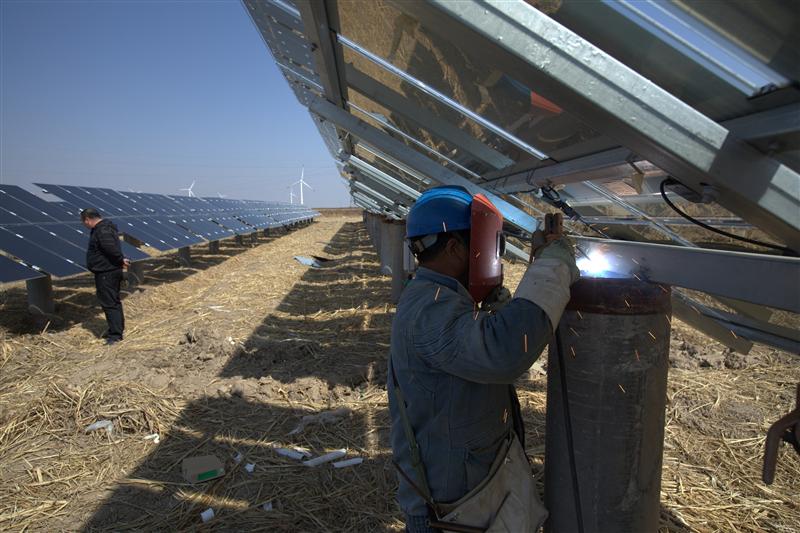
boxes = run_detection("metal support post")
[26,274,55,314]
[127,262,145,289]
[177,246,191,267]
[235,234,244,246]
[387,220,407,303]
[546,278,671,533]
[209,240,220,254]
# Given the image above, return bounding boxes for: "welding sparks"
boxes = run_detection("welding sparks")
[631,258,639,265]
[658,285,668,294]
[569,327,580,337]
[632,273,642,281]
[618,384,626,394]
[648,331,656,340]
[570,346,576,358]
[442,221,447,232]
[624,299,631,308]
[576,310,583,320]
[635,349,640,361]
[665,314,672,326]
[576,250,612,277]
[524,334,528,353]
[434,287,440,301]
[730,330,738,339]
[475,251,481,258]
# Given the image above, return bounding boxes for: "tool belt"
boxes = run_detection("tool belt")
[391,361,548,532]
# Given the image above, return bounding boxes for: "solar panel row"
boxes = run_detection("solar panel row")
[0,184,318,284]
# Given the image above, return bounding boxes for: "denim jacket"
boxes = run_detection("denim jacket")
[388,267,552,518]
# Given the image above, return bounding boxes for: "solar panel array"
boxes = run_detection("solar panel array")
[0,184,318,283]
[244,0,799,353]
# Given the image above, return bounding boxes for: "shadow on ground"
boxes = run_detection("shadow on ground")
[0,228,298,336]
[82,221,398,531]
[220,222,394,390]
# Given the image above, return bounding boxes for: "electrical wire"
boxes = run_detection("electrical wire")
[659,179,794,255]
[554,327,585,533]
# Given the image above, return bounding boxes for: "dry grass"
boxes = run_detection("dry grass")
[0,213,797,532]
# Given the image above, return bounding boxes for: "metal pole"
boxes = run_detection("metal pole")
[546,277,671,533]
[209,240,220,254]
[177,246,191,267]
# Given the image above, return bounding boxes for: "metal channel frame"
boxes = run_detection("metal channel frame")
[394,0,800,251]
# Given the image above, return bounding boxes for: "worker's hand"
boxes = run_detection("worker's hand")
[535,237,580,284]
[122,258,131,269]
[481,285,512,312]
[530,213,563,260]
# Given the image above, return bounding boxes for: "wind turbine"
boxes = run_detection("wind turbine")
[287,185,297,204]
[291,166,313,205]
[217,192,227,198]
[179,180,196,197]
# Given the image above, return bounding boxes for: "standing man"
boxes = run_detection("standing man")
[81,208,129,345]
[388,186,579,532]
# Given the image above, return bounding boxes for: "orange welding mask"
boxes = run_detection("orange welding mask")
[468,194,505,303]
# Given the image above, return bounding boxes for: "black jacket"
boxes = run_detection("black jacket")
[86,219,125,273]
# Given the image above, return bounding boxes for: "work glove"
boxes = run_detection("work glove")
[481,285,512,312]
[535,237,580,284]
[514,237,580,331]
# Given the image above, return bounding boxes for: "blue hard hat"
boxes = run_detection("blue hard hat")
[407,186,472,239]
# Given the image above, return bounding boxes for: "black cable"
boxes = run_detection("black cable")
[554,327,585,533]
[659,179,794,255]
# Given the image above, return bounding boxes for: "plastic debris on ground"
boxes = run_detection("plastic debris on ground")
[293,256,323,268]
[200,508,215,523]
[233,452,244,464]
[143,433,160,444]
[262,501,274,512]
[244,463,255,473]
[274,446,313,461]
[84,420,114,435]
[288,407,350,435]
[332,457,363,469]
[302,449,347,467]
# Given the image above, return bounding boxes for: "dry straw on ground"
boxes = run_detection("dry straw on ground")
[0,214,797,532]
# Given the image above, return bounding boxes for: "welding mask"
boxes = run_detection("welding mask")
[407,186,505,303]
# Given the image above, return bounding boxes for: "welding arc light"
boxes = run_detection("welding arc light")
[577,250,612,278]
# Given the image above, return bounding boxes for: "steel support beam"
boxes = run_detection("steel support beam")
[177,246,192,267]
[127,262,145,289]
[209,240,220,254]
[295,0,354,155]
[309,96,538,231]
[575,237,800,313]
[397,0,800,250]
[345,64,514,170]
[347,156,421,201]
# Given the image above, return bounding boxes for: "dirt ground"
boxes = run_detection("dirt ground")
[0,213,797,532]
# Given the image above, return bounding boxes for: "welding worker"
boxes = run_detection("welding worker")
[388,186,579,532]
[81,208,130,345]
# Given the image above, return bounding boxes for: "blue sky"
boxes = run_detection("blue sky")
[0,0,349,206]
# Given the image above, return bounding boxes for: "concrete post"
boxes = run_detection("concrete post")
[235,234,244,246]
[209,240,220,254]
[26,275,55,314]
[251,232,258,244]
[127,262,145,288]
[177,246,191,267]
[545,278,672,533]
[263,228,271,237]
[379,218,392,275]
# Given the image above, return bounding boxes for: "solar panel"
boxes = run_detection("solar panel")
[0,254,43,284]
[0,226,85,277]
[241,0,797,354]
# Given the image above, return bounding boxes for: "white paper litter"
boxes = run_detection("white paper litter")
[274,447,312,461]
[144,433,160,444]
[244,463,255,473]
[233,452,244,464]
[262,501,273,512]
[302,449,347,467]
[200,508,215,523]
[84,420,114,435]
[332,457,363,469]
[288,407,350,435]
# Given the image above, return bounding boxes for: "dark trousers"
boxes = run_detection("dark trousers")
[95,269,124,340]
